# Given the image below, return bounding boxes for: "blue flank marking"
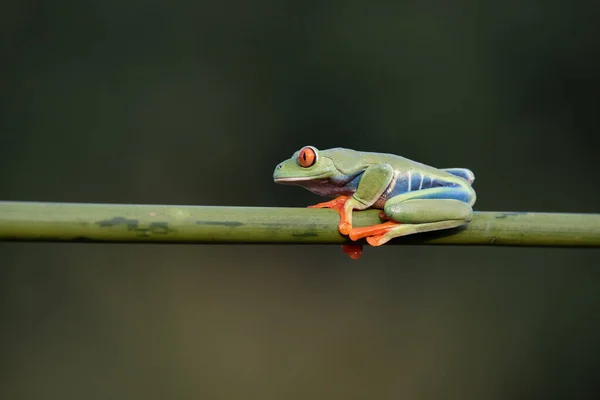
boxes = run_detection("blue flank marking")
[335,170,473,204]
[387,174,474,203]
[396,175,409,193]
[396,172,433,194]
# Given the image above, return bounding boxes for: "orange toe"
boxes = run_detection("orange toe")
[348,221,399,241]
[366,234,389,247]
[367,235,383,247]
[339,221,352,235]
[342,243,363,259]
[307,195,350,210]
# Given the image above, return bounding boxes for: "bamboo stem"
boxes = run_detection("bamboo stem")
[0,201,599,247]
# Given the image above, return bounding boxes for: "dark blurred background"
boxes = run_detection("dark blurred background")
[1,1,600,399]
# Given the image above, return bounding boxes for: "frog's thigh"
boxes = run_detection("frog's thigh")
[384,198,473,224]
[367,198,472,246]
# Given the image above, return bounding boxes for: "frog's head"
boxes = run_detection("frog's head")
[273,146,339,185]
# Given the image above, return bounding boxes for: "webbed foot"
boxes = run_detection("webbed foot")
[348,221,401,242]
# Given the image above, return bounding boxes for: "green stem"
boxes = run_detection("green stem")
[0,201,599,246]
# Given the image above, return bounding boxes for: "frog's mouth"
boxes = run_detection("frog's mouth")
[273,174,330,183]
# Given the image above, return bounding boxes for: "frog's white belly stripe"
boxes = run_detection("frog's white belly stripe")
[418,173,424,190]
[407,171,412,191]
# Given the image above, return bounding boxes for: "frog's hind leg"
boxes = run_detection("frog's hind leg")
[363,196,473,246]
[365,219,467,246]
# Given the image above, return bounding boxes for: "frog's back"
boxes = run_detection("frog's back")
[359,151,471,184]
[324,147,474,189]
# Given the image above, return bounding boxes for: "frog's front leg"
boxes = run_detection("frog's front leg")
[308,164,394,235]
[308,195,352,233]
[348,187,474,246]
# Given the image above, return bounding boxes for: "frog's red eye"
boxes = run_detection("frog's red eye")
[298,146,317,168]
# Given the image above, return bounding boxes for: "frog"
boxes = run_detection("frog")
[273,145,476,258]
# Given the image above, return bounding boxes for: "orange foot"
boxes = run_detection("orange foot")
[308,195,352,234]
[348,220,401,247]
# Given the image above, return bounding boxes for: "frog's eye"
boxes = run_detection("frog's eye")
[298,146,317,168]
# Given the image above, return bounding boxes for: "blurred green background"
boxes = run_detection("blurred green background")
[1,1,600,399]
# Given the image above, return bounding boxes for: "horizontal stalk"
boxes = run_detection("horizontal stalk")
[0,201,599,247]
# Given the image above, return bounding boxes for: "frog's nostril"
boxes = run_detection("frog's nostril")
[277,164,282,169]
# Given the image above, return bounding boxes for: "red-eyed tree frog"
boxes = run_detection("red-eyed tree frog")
[273,146,476,259]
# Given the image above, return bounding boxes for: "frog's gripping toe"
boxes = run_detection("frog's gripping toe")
[342,243,363,259]
[366,233,393,247]
[341,222,398,258]
[338,222,352,235]
[348,221,400,242]
[307,195,350,210]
